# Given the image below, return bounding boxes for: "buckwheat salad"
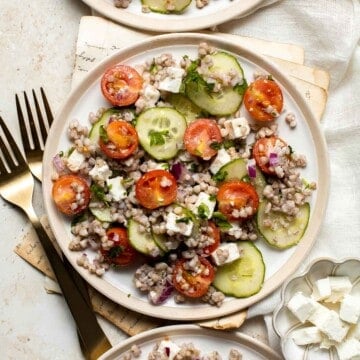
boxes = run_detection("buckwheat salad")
[113,0,230,14]
[50,41,316,307]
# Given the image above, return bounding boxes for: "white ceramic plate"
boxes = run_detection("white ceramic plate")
[273,258,360,360]
[81,0,265,32]
[98,324,282,359]
[42,33,329,321]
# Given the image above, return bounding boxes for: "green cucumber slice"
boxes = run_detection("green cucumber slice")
[135,107,186,160]
[213,241,265,298]
[128,219,164,257]
[141,0,191,13]
[89,108,121,143]
[166,93,203,124]
[257,201,310,249]
[185,52,247,116]
[89,206,113,222]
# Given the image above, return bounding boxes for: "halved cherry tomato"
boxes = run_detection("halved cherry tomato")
[217,181,259,221]
[244,78,283,121]
[172,257,215,298]
[101,64,143,107]
[101,227,137,266]
[99,120,138,159]
[201,221,221,256]
[52,174,90,216]
[135,169,177,209]
[184,119,222,160]
[252,136,288,175]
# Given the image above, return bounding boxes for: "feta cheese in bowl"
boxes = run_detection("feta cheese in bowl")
[273,258,360,360]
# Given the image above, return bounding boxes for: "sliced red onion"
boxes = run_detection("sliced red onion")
[52,153,66,174]
[269,152,278,167]
[149,281,174,305]
[247,158,257,179]
[170,162,185,181]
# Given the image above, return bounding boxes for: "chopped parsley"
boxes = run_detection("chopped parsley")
[149,129,171,146]
[212,212,232,230]
[197,203,210,219]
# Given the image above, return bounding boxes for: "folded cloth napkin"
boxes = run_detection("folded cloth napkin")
[228,0,360,352]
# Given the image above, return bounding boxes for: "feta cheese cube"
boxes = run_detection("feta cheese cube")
[291,326,322,345]
[325,276,353,303]
[287,292,318,323]
[311,277,331,301]
[66,149,85,172]
[158,67,185,93]
[209,148,231,174]
[340,294,360,324]
[309,302,350,342]
[157,339,180,360]
[224,117,250,140]
[211,242,241,266]
[89,162,112,180]
[106,176,127,201]
[336,338,360,360]
[192,192,216,219]
[165,212,193,236]
[143,84,160,106]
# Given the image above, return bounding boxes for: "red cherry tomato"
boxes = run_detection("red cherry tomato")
[99,120,138,159]
[201,222,221,256]
[101,64,143,107]
[172,257,215,298]
[216,181,259,221]
[101,227,137,266]
[184,119,222,160]
[244,78,283,121]
[135,170,177,209]
[52,174,90,216]
[252,136,288,175]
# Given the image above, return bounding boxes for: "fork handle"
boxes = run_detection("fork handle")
[28,211,112,359]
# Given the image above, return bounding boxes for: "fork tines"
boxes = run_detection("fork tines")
[15,88,54,151]
[0,116,27,176]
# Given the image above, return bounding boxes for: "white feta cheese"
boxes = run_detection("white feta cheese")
[165,212,193,236]
[142,84,160,106]
[287,292,318,323]
[66,149,85,172]
[311,277,331,301]
[89,162,112,180]
[211,242,241,266]
[325,276,353,303]
[309,302,350,343]
[224,117,250,139]
[290,326,322,345]
[340,294,360,324]
[209,148,231,174]
[320,336,338,350]
[106,176,127,201]
[347,321,360,341]
[336,338,360,360]
[192,192,216,219]
[158,67,185,93]
[157,339,181,360]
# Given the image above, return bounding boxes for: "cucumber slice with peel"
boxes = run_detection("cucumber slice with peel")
[141,0,191,13]
[213,241,265,298]
[166,93,203,124]
[185,52,247,116]
[257,201,310,249]
[128,219,164,257]
[135,107,186,160]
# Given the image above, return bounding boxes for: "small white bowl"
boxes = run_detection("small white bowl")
[273,257,360,360]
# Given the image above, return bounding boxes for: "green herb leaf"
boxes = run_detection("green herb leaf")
[90,184,109,205]
[149,130,170,146]
[212,212,232,230]
[210,142,222,150]
[197,203,210,219]
[176,216,192,224]
[212,170,227,183]
[108,245,124,259]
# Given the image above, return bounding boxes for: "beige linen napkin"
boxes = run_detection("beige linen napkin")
[14,15,330,336]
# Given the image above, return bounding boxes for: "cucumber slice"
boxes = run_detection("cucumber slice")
[185,52,247,116]
[128,219,164,257]
[89,206,113,222]
[166,93,203,124]
[141,0,191,13]
[257,201,310,249]
[152,233,170,253]
[89,108,133,144]
[213,241,265,298]
[135,107,186,160]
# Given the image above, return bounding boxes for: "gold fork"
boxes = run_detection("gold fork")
[0,116,112,360]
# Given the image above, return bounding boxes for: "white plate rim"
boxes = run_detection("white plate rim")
[98,324,283,359]
[81,0,266,32]
[42,32,330,321]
